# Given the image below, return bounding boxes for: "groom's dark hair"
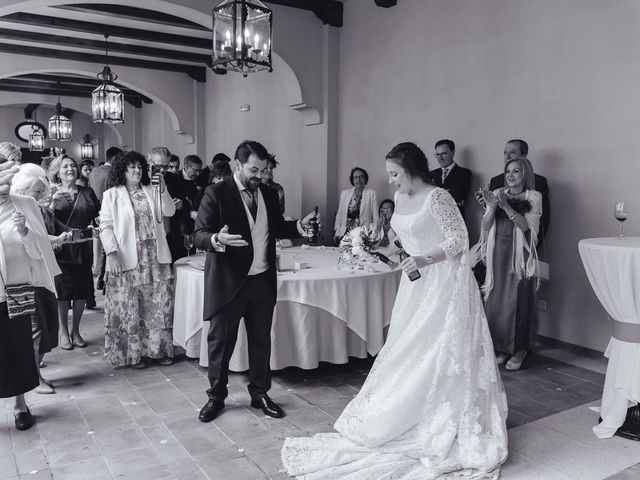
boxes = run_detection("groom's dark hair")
[235,140,269,164]
[385,142,432,184]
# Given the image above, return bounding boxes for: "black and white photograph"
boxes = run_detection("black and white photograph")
[0,1,639,479]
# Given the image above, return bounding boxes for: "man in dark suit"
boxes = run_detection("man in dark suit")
[487,139,550,245]
[147,147,191,262]
[429,139,472,216]
[197,152,231,189]
[194,140,316,422]
[88,146,122,291]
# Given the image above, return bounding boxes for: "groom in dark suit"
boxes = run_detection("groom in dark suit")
[193,140,315,422]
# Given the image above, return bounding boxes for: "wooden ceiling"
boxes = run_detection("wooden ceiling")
[0,1,356,113]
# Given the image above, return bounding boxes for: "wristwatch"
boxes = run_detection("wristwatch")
[212,233,223,248]
[425,255,435,266]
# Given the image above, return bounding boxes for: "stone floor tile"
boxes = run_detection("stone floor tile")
[284,384,348,405]
[303,421,336,435]
[191,444,245,466]
[509,397,563,421]
[170,376,208,394]
[83,405,132,430]
[9,425,42,453]
[93,424,150,456]
[49,458,113,480]
[35,414,90,440]
[501,450,576,480]
[506,410,535,430]
[530,386,599,412]
[267,392,312,412]
[176,432,235,457]
[145,394,193,415]
[606,462,640,479]
[315,398,351,419]
[199,457,266,480]
[509,420,633,479]
[0,452,18,480]
[135,383,182,402]
[13,448,48,475]
[281,407,334,429]
[102,445,163,477]
[74,394,120,415]
[245,447,285,476]
[165,459,209,480]
[19,468,52,479]
[43,436,101,467]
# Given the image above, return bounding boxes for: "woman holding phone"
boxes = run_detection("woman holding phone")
[48,155,100,350]
[99,151,176,369]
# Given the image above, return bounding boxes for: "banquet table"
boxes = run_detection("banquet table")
[579,237,640,439]
[172,247,401,371]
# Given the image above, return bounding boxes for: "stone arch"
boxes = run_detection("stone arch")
[0,93,125,146]
[0,0,320,127]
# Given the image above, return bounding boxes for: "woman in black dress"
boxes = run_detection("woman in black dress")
[48,155,100,350]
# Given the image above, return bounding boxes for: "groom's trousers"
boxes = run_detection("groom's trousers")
[206,270,275,402]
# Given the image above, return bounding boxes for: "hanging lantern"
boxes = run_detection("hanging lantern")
[80,134,93,160]
[48,99,72,142]
[212,0,273,77]
[92,34,125,124]
[28,125,44,151]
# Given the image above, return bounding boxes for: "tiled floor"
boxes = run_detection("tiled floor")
[1,303,639,480]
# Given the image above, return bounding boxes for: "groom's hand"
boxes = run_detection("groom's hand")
[216,225,248,247]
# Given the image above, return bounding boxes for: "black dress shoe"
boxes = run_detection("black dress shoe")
[15,409,34,431]
[85,299,96,309]
[251,394,284,418]
[199,399,224,422]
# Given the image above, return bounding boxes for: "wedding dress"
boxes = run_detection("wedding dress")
[281,188,508,479]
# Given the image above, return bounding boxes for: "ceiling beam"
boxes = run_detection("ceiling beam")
[0,28,210,65]
[0,83,143,108]
[1,12,211,49]
[4,77,152,104]
[266,0,343,27]
[52,4,209,31]
[0,42,207,81]
[24,103,39,119]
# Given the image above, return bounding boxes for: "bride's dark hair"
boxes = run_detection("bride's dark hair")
[385,142,432,184]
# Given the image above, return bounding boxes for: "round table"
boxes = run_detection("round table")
[579,237,640,440]
[172,247,401,371]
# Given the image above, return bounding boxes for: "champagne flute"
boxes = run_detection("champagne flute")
[614,201,628,239]
[183,234,194,258]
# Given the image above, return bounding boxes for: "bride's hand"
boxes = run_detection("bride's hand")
[400,255,428,275]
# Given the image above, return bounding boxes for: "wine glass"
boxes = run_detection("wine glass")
[183,234,194,258]
[614,202,628,239]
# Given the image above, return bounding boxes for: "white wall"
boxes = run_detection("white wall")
[338,0,640,351]
[204,68,303,218]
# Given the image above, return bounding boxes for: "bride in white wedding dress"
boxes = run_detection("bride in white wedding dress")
[281,142,508,479]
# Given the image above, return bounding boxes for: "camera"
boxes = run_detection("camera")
[151,165,163,186]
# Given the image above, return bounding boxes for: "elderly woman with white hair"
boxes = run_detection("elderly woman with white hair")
[11,164,71,394]
[0,156,60,430]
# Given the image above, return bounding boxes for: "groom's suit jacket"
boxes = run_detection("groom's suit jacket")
[193,177,300,322]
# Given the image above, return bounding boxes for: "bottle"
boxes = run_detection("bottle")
[307,206,319,246]
[394,239,421,281]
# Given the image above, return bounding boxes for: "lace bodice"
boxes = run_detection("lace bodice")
[391,188,467,259]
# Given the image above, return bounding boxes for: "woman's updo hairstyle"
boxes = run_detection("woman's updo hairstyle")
[385,142,431,184]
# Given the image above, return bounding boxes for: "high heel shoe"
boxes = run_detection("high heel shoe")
[71,335,87,348]
[505,350,528,371]
[59,337,73,350]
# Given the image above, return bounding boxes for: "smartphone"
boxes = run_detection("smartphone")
[72,228,93,241]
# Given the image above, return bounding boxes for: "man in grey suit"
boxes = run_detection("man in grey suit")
[88,146,122,290]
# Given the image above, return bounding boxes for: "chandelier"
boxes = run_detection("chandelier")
[212,0,273,77]
[28,124,44,151]
[92,34,124,124]
[80,134,93,160]
[48,97,72,142]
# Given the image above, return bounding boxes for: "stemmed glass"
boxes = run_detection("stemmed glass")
[183,234,194,258]
[614,202,628,239]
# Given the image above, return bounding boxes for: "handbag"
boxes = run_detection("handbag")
[4,282,36,319]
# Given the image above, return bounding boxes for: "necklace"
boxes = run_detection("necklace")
[506,187,524,196]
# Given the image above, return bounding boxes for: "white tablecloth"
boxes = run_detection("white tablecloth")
[578,237,640,438]
[172,247,401,370]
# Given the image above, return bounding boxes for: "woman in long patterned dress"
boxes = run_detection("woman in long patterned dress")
[99,151,176,368]
[48,155,100,349]
[478,158,542,371]
[282,142,507,480]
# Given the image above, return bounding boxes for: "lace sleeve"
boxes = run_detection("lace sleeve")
[429,188,468,259]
